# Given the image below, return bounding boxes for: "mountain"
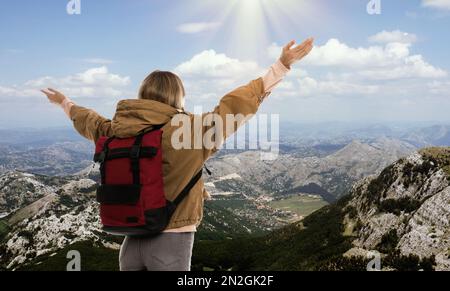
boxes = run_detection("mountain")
[191,147,450,271]
[0,128,87,148]
[0,172,56,217]
[0,128,94,176]
[342,147,450,270]
[206,138,416,200]
[402,125,450,147]
[0,142,93,176]
[0,172,112,270]
[0,124,447,177]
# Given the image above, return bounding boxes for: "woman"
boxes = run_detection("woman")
[41,38,314,271]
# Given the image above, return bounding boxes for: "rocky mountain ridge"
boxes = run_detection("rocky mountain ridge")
[342,148,450,270]
[191,147,450,271]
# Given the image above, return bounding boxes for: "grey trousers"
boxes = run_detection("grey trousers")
[119,232,195,271]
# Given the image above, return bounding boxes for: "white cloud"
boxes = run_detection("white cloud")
[174,30,449,109]
[268,34,447,80]
[0,86,34,97]
[173,50,264,102]
[368,30,418,44]
[298,77,379,97]
[176,22,221,34]
[25,66,130,88]
[276,81,295,90]
[303,39,414,69]
[358,54,447,80]
[174,48,380,102]
[269,39,399,68]
[175,50,261,78]
[304,39,390,67]
[0,67,130,98]
[422,0,450,10]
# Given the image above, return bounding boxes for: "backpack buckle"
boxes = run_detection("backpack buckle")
[94,151,106,163]
[130,145,141,159]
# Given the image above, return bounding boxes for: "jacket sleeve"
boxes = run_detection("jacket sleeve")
[201,77,268,159]
[70,105,113,142]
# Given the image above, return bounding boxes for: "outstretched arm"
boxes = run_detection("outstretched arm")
[201,37,314,158]
[264,37,314,93]
[41,89,112,142]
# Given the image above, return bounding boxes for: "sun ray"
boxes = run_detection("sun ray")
[225,0,270,61]
[175,0,329,62]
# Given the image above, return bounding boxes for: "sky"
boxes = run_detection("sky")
[0,0,450,128]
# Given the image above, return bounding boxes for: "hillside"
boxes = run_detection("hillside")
[192,147,450,271]
[1,146,447,271]
[0,174,110,270]
[0,171,279,270]
[0,172,57,217]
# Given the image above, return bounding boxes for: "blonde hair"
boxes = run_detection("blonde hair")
[138,70,185,110]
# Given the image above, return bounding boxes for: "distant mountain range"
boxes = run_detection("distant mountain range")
[206,137,416,200]
[0,142,92,176]
[401,125,450,147]
[1,123,449,177]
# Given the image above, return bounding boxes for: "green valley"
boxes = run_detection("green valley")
[269,195,329,220]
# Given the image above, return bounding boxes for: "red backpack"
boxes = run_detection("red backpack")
[93,126,202,237]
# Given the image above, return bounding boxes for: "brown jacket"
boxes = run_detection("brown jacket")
[70,78,267,230]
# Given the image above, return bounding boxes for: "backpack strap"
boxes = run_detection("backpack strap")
[130,124,166,185]
[94,147,158,162]
[171,169,203,207]
[141,124,166,135]
[130,133,145,185]
[100,137,115,185]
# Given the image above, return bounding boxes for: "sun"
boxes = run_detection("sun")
[205,0,324,60]
[237,0,267,12]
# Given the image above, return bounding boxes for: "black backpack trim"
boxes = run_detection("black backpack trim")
[94,147,158,163]
[96,184,141,205]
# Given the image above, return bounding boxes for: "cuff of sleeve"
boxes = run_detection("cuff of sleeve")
[274,59,290,76]
[258,92,271,105]
[61,98,75,118]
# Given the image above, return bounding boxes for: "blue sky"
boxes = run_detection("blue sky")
[1,0,450,128]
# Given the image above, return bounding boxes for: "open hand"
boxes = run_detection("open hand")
[279,37,314,69]
[41,88,67,105]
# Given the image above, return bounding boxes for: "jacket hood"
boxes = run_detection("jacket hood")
[111,99,182,138]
